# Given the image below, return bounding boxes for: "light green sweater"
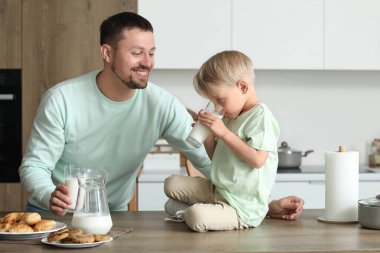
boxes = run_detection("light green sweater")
[19,71,211,211]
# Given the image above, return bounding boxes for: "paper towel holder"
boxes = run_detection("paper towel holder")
[317,145,359,224]
[338,145,346,152]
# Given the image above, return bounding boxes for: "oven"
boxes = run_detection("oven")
[0,69,22,182]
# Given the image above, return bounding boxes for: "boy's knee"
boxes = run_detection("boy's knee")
[164,175,180,198]
[184,204,208,232]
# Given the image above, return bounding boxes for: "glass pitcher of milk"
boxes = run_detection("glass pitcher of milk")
[71,168,113,234]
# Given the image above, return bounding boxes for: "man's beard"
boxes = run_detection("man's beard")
[111,65,148,89]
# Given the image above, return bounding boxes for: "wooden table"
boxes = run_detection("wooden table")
[1,210,380,252]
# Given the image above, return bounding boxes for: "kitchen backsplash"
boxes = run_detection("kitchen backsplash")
[150,69,380,166]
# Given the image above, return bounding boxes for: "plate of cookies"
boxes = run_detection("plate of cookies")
[0,212,66,240]
[41,228,112,248]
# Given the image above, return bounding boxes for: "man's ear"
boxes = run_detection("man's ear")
[100,44,113,63]
[237,80,249,94]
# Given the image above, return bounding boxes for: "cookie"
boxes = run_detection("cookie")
[94,234,110,242]
[33,219,56,232]
[47,228,70,242]
[70,234,95,243]
[68,228,84,236]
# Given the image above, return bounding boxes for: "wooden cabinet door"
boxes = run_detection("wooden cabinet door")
[138,0,231,69]
[232,0,324,70]
[0,0,23,212]
[22,0,137,146]
[2,0,138,212]
[324,0,380,70]
[0,0,21,68]
[0,184,24,211]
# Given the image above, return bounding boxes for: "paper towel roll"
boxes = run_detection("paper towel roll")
[324,151,359,221]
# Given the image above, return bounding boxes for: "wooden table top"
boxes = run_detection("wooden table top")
[1,210,380,253]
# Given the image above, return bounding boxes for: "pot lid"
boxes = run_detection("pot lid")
[278,142,299,154]
[358,195,380,207]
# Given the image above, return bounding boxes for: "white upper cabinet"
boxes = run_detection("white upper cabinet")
[324,0,380,70]
[232,0,324,69]
[138,0,231,69]
[138,0,380,70]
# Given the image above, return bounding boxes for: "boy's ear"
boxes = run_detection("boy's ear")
[237,80,249,94]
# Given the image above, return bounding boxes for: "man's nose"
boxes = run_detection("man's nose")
[140,53,153,68]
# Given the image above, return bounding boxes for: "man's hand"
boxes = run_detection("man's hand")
[49,184,71,216]
[268,195,304,220]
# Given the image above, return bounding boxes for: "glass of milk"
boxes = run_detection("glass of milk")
[64,165,81,212]
[71,168,113,234]
[186,101,224,148]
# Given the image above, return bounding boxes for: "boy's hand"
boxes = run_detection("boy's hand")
[268,196,304,220]
[198,111,229,139]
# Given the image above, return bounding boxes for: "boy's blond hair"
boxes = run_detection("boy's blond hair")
[193,50,255,97]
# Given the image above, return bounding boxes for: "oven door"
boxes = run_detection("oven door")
[0,90,21,182]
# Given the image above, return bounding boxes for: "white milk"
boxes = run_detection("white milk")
[187,123,211,148]
[71,214,113,234]
[65,178,79,210]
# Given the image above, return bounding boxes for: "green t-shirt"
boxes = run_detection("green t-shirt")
[211,103,280,227]
[19,70,211,211]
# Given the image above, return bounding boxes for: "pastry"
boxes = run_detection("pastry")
[9,223,34,233]
[20,212,41,225]
[33,219,56,232]
[0,222,12,232]
[4,212,24,223]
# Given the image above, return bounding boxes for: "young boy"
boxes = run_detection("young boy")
[164,50,280,232]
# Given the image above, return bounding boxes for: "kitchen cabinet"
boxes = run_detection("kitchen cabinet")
[138,171,380,211]
[137,168,186,211]
[137,0,231,69]
[0,0,137,212]
[138,182,166,211]
[0,0,24,212]
[271,181,325,209]
[271,181,380,209]
[232,0,324,69]
[0,0,21,68]
[324,0,380,70]
[138,0,380,70]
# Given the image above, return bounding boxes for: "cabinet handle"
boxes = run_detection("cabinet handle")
[0,94,14,100]
[308,181,324,185]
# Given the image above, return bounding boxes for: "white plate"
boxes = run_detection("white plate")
[41,236,113,248]
[0,221,66,240]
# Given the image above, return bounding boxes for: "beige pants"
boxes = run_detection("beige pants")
[164,175,250,232]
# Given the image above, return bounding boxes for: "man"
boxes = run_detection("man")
[19,12,303,219]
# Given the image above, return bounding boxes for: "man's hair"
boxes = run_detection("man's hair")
[193,50,255,97]
[100,12,153,47]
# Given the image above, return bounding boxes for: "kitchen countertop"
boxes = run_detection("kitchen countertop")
[1,210,380,253]
[139,165,380,182]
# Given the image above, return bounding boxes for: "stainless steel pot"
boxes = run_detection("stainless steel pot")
[278,142,314,168]
[358,195,380,229]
